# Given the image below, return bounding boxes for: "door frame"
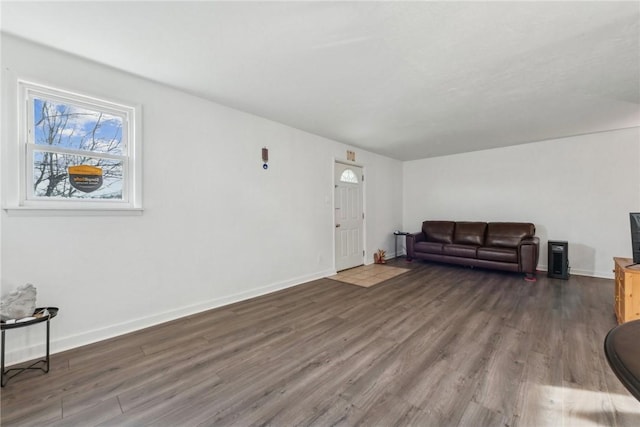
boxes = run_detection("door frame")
[333,159,366,272]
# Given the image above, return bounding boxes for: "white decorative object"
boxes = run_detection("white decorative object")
[0,284,37,321]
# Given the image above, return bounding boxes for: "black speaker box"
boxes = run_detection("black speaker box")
[548,240,569,279]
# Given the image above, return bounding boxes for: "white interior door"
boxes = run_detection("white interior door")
[335,163,364,271]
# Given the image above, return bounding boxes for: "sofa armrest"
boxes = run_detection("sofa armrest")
[406,232,425,259]
[518,236,540,274]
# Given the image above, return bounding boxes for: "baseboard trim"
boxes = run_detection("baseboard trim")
[537,265,613,279]
[6,264,613,365]
[5,268,336,366]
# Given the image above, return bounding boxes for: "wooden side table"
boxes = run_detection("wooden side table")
[1,307,58,387]
[613,258,640,324]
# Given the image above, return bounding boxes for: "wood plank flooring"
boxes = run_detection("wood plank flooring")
[2,260,639,426]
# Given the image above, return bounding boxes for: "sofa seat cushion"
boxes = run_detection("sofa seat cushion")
[422,221,455,244]
[477,247,518,263]
[415,241,444,254]
[453,222,487,246]
[443,244,478,258]
[485,222,535,248]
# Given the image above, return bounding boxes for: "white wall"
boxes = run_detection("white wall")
[403,128,640,278]
[0,34,403,364]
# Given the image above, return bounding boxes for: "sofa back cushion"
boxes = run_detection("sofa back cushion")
[485,222,535,248]
[422,221,455,243]
[453,222,487,246]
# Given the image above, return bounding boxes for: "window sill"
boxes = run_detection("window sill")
[4,206,144,216]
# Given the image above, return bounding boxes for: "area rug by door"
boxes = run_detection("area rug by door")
[328,264,410,288]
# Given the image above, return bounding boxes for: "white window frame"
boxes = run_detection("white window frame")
[8,80,142,213]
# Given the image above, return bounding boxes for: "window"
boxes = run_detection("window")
[15,80,141,211]
[339,169,359,184]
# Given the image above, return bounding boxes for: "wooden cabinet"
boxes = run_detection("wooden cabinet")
[613,257,640,324]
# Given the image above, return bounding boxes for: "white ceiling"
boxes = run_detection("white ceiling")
[2,1,639,160]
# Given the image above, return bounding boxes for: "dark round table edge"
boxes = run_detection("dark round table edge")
[604,320,640,401]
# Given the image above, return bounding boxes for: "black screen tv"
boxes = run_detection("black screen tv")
[630,213,640,266]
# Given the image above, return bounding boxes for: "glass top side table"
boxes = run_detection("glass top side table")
[1,307,59,387]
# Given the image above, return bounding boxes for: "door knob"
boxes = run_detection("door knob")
[336,224,341,228]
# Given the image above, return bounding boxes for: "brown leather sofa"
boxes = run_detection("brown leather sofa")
[406,221,540,279]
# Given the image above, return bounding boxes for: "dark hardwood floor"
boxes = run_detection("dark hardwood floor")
[2,260,639,426]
